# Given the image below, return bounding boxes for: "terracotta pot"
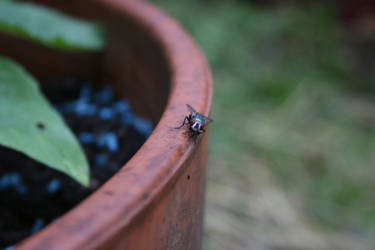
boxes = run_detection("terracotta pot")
[0,0,212,249]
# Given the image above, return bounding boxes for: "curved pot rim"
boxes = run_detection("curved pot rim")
[18,0,212,249]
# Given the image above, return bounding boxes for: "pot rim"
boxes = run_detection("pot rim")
[18,0,212,249]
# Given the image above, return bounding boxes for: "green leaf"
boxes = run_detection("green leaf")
[0,1,105,51]
[0,56,89,186]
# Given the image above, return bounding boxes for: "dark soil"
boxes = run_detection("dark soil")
[0,78,151,248]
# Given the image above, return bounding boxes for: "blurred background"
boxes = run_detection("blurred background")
[151,0,375,249]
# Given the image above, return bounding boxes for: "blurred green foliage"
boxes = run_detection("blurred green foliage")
[0,1,105,51]
[153,0,375,242]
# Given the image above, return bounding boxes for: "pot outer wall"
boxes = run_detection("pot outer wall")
[0,0,213,249]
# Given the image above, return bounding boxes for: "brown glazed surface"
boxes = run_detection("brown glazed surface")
[0,0,212,249]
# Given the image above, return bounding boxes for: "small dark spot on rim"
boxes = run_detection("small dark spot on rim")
[142,193,149,200]
[187,175,190,180]
[36,122,46,130]
[104,190,114,196]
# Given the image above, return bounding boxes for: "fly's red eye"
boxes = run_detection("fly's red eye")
[190,120,195,125]
[201,124,205,129]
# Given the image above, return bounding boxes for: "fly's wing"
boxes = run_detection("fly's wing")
[186,104,213,124]
[202,115,213,125]
[186,104,197,115]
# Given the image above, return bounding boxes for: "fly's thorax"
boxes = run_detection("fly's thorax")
[192,114,205,123]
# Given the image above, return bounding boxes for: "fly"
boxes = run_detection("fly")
[175,104,213,143]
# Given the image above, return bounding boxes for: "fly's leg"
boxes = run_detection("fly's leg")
[189,130,199,144]
[194,130,205,144]
[175,116,190,129]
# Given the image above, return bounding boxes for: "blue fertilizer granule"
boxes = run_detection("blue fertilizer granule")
[95,154,108,168]
[15,184,28,195]
[0,173,21,190]
[114,100,130,114]
[99,107,116,120]
[0,173,28,194]
[132,117,153,137]
[79,84,92,100]
[31,218,45,234]
[94,87,114,104]
[75,100,98,116]
[121,112,135,126]
[97,132,119,153]
[79,132,95,144]
[46,179,61,195]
